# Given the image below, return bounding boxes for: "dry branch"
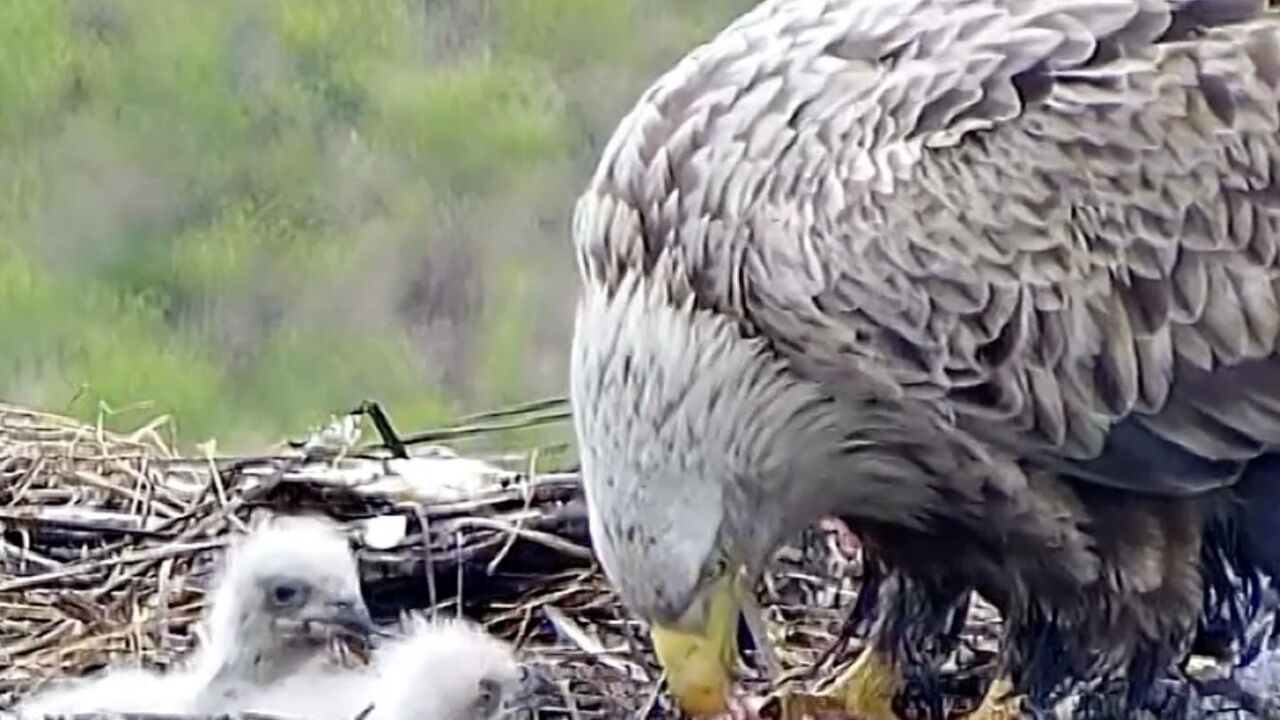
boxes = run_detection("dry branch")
[0,401,999,720]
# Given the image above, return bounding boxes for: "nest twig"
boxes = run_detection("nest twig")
[0,400,999,719]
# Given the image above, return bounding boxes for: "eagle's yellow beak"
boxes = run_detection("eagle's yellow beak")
[649,573,740,717]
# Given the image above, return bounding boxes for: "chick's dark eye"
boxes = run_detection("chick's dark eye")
[269,581,307,607]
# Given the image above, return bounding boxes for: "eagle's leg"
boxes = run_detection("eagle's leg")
[780,560,900,720]
[782,645,902,720]
[800,567,970,720]
[956,675,1023,720]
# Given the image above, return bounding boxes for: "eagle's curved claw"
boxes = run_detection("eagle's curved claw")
[809,646,903,720]
[959,676,1023,720]
[778,692,864,719]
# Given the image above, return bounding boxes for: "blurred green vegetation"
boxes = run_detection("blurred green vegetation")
[0,0,751,449]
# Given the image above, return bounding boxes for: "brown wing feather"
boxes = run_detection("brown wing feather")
[574,0,1280,496]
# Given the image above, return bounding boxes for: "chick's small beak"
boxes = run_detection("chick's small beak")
[318,599,378,637]
[649,572,740,717]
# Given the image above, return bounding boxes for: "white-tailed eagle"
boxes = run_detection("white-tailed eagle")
[570,0,1280,717]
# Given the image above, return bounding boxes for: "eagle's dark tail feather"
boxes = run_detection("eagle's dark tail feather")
[1199,453,1280,667]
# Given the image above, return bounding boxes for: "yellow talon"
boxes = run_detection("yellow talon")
[780,646,904,720]
[961,675,1023,720]
[825,646,902,718]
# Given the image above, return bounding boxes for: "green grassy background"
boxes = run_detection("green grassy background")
[0,0,752,450]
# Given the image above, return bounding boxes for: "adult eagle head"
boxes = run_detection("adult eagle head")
[570,0,1280,718]
[572,273,939,714]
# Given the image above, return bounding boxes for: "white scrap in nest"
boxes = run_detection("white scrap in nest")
[301,413,365,454]
[360,514,409,550]
[266,445,518,504]
[357,455,518,504]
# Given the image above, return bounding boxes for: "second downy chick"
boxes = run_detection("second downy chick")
[366,615,527,720]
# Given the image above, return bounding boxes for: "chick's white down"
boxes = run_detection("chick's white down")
[190,513,376,714]
[15,514,373,718]
[16,515,530,720]
[13,668,194,718]
[244,614,524,720]
[364,616,524,720]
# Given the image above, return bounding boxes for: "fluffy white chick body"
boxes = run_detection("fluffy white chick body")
[14,666,193,718]
[16,514,376,719]
[186,514,377,715]
[365,615,524,720]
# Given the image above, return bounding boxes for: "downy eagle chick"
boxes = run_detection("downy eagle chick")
[187,513,378,713]
[15,514,377,718]
[365,615,525,720]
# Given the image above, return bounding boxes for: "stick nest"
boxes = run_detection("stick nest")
[0,401,999,719]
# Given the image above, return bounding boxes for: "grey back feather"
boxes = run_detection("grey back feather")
[574,0,1280,498]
